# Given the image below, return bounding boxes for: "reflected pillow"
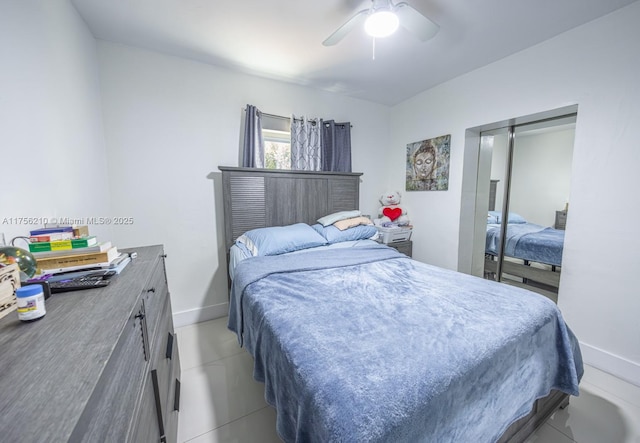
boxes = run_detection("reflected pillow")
[312,223,378,244]
[488,211,527,224]
[236,223,327,256]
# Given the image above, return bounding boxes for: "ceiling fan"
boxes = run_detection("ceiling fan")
[323,0,439,46]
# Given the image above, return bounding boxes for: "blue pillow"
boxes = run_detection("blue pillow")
[317,210,361,227]
[488,211,527,224]
[236,223,327,256]
[312,223,378,244]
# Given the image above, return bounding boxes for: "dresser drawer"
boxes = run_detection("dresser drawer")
[164,308,181,443]
[152,298,176,428]
[71,299,148,442]
[131,296,179,443]
[130,374,162,443]
[164,342,181,443]
[142,257,169,352]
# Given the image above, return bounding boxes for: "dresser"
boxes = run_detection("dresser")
[0,245,180,443]
[555,210,568,230]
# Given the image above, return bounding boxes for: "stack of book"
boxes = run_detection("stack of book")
[28,226,130,276]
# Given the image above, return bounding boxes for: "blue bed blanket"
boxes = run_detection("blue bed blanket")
[228,245,583,442]
[486,222,565,266]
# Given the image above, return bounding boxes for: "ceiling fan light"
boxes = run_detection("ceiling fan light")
[364,11,399,38]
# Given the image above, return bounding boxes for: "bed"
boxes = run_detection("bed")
[484,211,565,297]
[219,166,583,443]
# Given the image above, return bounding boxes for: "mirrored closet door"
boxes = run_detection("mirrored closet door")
[480,114,576,302]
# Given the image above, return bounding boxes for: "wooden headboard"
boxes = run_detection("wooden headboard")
[218,167,363,249]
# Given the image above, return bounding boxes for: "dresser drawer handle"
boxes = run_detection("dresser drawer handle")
[174,379,181,411]
[147,287,156,293]
[166,332,174,360]
[151,369,166,436]
[136,303,150,361]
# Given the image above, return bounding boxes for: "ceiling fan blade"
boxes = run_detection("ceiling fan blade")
[395,2,439,42]
[322,8,369,46]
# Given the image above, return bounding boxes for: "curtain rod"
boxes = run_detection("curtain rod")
[261,112,291,121]
[261,111,353,128]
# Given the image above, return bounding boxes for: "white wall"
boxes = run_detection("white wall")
[491,128,574,227]
[96,42,391,326]
[390,3,640,385]
[510,129,574,226]
[0,0,111,245]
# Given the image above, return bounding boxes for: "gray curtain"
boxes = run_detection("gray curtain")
[290,115,322,171]
[322,120,352,172]
[242,104,264,168]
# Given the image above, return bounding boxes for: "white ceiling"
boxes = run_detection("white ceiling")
[71,0,638,106]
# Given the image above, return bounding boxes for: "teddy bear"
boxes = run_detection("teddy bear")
[374,191,410,226]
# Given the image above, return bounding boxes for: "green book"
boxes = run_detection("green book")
[28,236,98,253]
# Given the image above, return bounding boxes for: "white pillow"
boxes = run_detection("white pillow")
[316,210,361,227]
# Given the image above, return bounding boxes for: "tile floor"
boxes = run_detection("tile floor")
[176,317,640,443]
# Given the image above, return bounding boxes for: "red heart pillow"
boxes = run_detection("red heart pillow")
[383,207,402,221]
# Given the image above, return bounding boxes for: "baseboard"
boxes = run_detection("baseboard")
[580,341,640,387]
[172,302,229,329]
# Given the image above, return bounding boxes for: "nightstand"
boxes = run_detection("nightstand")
[555,210,567,230]
[384,240,413,257]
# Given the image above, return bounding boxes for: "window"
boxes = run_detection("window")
[261,114,292,170]
[263,128,291,170]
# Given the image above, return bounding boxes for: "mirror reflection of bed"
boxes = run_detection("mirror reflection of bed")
[481,116,576,303]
